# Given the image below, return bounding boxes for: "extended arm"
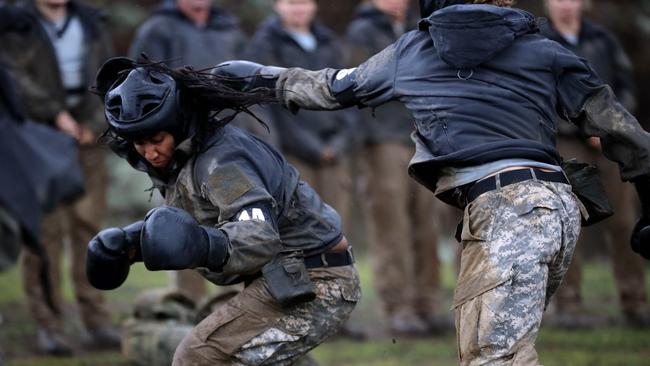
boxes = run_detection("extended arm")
[215,40,400,112]
[557,48,650,258]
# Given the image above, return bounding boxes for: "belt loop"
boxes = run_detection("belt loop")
[347,246,355,263]
[530,168,538,181]
[495,173,502,189]
[320,253,329,267]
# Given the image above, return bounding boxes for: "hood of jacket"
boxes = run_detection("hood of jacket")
[421,4,537,69]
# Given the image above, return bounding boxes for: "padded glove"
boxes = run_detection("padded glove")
[631,175,650,259]
[212,60,285,92]
[86,220,144,290]
[141,206,229,271]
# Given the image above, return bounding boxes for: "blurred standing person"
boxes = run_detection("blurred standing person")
[345,0,450,336]
[541,0,650,328]
[245,0,359,236]
[129,0,271,303]
[3,0,118,355]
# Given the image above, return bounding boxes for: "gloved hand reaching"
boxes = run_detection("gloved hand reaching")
[212,60,285,93]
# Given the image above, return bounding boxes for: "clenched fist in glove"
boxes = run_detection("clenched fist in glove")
[212,60,284,93]
[86,221,143,290]
[632,175,650,259]
[141,206,229,271]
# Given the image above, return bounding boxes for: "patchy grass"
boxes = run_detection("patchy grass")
[1,253,649,366]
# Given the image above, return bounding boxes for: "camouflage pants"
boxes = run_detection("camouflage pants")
[172,265,360,366]
[455,180,581,365]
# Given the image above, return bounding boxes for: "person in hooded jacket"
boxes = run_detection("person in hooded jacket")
[215,0,650,364]
[129,0,277,302]
[86,57,360,366]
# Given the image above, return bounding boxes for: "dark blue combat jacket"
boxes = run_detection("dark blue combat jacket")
[277,4,650,193]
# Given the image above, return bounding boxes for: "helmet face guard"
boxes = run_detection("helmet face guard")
[102,64,183,142]
[419,0,468,17]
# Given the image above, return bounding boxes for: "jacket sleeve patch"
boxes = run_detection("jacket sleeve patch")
[207,164,255,206]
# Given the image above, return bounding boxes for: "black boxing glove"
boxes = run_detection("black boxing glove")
[86,221,144,290]
[141,206,229,271]
[212,60,285,92]
[631,175,650,259]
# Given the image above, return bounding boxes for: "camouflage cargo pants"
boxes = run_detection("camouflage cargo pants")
[172,265,360,366]
[455,180,581,365]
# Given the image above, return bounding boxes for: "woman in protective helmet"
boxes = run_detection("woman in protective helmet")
[86,57,360,366]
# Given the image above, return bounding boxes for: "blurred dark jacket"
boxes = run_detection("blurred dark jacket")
[2,0,112,135]
[245,16,359,165]
[128,0,246,69]
[346,3,416,146]
[540,17,637,136]
[0,61,83,263]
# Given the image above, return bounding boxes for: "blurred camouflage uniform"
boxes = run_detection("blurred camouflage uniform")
[541,18,649,325]
[129,0,272,303]
[345,3,451,334]
[122,289,197,366]
[3,0,114,351]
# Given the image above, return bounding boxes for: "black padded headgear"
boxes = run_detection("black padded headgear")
[419,0,468,17]
[103,65,182,141]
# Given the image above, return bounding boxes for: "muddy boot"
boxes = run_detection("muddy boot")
[292,354,319,366]
[546,311,599,330]
[83,326,121,350]
[423,314,455,335]
[623,310,650,328]
[388,312,429,338]
[331,322,367,340]
[36,328,74,356]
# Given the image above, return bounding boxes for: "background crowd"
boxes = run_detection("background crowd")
[0,0,649,365]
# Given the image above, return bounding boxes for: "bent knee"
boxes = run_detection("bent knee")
[172,332,230,366]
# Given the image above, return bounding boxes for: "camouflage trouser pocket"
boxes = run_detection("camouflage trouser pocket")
[337,268,362,303]
[460,192,501,242]
[192,303,273,358]
[453,265,516,365]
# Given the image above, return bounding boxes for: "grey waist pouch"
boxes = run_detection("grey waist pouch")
[262,251,316,307]
[562,159,614,226]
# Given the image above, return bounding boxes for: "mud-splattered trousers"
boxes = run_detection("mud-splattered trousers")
[172,266,360,365]
[455,180,581,365]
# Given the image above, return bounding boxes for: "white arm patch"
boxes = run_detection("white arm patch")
[238,208,266,222]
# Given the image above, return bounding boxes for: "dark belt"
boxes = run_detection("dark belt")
[467,168,569,204]
[304,246,355,269]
